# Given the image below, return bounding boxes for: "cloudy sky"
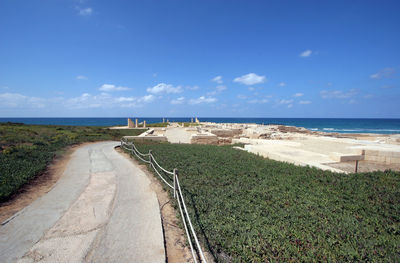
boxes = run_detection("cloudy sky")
[0,0,399,118]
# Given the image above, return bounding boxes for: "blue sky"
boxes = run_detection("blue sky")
[0,0,399,118]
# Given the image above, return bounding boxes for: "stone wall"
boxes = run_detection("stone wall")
[364,150,400,164]
[210,129,234,137]
[190,134,218,144]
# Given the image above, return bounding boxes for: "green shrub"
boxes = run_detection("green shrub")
[0,122,146,200]
[131,142,400,262]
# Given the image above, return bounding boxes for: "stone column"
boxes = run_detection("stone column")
[143,120,146,128]
[128,118,134,128]
[135,118,138,128]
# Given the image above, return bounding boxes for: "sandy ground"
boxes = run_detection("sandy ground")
[0,143,90,223]
[165,127,192,144]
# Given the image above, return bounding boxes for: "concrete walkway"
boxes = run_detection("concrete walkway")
[0,141,165,263]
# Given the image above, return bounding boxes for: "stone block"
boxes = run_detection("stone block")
[387,157,400,164]
[365,150,379,156]
[210,129,234,137]
[190,134,218,145]
[392,152,400,158]
[378,151,392,157]
[231,128,243,136]
[218,137,232,145]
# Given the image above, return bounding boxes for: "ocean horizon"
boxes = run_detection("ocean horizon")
[1,117,400,135]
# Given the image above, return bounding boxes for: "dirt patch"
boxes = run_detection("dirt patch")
[326,160,400,173]
[116,147,194,263]
[0,143,90,224]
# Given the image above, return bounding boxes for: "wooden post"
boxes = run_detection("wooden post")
[173,168,177,199]
[355,160,359,173]
[149,150,152,164]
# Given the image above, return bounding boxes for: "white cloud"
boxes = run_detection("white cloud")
[116,94,154,104]
[76,75,88,80]
[138,94,155,103]
[0,93,46,108]
[277,99,293,108]
[99,84,130,92]
[248,98,269,104]
[116,96,135,102]
[278,99,294,105]
[189,96,217,105]
[216,85,227,92]
[212,76,223,84]
[170,97,185,105]
[66,93,105,109]
[299,50,312,57]
[370,68,395,79]
[207,85,227,96]
[66,92,154,109]
[186,85,199,90]
[233,73,266,85]
[77,7,92,16]
[237,94,247,99]
[299,100,312,104]
[293,93,304,97]
[279,82,286,87]
[147,83,183,94]
[320,89,358,99]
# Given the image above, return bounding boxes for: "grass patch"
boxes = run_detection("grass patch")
[132,142,400,262]
[0,122,145,200]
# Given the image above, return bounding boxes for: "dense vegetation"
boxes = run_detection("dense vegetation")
[131,141,400,262]
[0,122,145,200]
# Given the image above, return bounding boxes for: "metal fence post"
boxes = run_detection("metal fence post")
[173,168,177,199]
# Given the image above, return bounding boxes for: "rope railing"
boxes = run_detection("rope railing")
[120,137,207,263]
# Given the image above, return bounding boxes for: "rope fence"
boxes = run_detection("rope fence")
[120,137,207,263]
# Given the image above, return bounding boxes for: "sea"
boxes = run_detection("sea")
[1,118,400,134]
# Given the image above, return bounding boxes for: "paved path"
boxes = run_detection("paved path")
[165,127,191,143]
[0,141,165,263]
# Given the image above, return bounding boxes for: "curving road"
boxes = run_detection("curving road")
[0,141,165,263]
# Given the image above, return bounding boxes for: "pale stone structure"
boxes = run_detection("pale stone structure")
[190,133,218,144]
[127,118,134,128]
[135,118,138,128]
[364,150,400,164]
[210,129,234,137]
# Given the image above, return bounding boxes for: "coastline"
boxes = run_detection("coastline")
[1,117,400,135]
[121,121,400,173]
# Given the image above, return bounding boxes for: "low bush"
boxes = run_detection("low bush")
[132,142,400,262]
[0,122,145,200]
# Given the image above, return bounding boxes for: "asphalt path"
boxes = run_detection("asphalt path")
[0,141,165,263]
